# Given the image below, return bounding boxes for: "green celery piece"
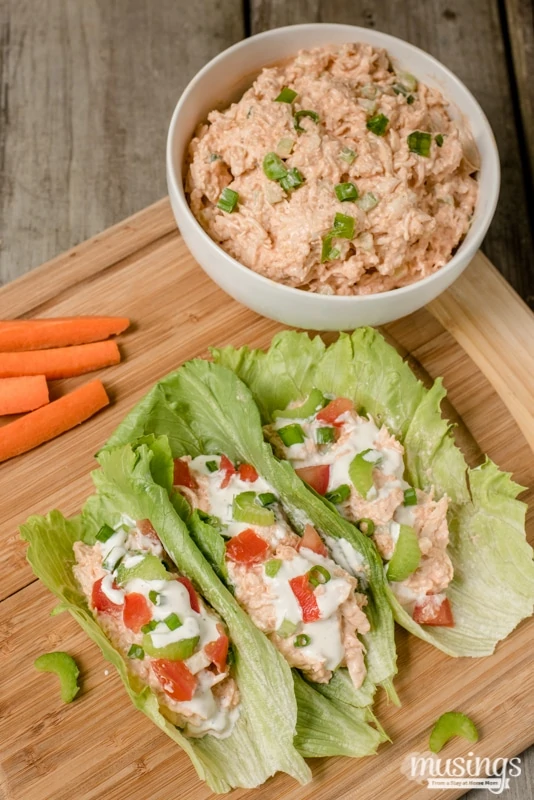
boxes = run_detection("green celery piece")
[429,712,478,753]
[116,553,169,585]
[387,525,421,582]
[277,619,298,638]
[272,388,326,420]
[265,558,282,578]
[142,633,199,660]
[232,492,275,526]
[349,450,375,497]
[34,651,80,703]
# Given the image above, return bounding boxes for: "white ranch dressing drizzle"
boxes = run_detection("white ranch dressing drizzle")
[188,455,288,540]
[101,573,125,605]
[323,535,366,579]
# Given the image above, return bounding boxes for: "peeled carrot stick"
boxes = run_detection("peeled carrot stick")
[0,340,120,379]
[0,376,49,415]
[0,317,130,351]
[0,380,109,462]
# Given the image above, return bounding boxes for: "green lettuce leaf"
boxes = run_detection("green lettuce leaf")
[105,362,398,703]
[21,452,313,791]
[213,329,534,656]
[94,441,387,758]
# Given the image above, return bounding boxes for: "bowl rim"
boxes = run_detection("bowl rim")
[166,22,500,305]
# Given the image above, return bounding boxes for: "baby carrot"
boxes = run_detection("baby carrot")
[0,379,109,462]
[0,317,130,351]
[0,376,49,415]
[0,340,120,379]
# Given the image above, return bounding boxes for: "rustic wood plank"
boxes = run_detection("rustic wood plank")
[0,199,533,797]
[0,0,244,287]
[249,0,534,307]
[504,0,534,210]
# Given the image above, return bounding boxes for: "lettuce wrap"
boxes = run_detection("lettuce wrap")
[211,328,534,656]
[105,363,398,705]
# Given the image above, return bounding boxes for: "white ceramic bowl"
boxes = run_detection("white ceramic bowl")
[166,24,500,330]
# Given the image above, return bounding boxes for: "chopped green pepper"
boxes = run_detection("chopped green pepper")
[332,212,355,239]
[206,460,218,473]
[262,152,288,181]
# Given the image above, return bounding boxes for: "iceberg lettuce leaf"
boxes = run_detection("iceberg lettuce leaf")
[213,329,534,656]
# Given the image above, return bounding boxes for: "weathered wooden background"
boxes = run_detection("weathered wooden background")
[0,1,532,798]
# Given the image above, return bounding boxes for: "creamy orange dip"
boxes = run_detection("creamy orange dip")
[185,43,479,296]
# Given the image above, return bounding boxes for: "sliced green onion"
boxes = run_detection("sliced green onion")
[277,619,298,639]
[333,212,355,239]
[258,492,277,506]
[164,613,182,631]
[294,109,319,132]
[127,644,145,660]
[294,633,311,647]
[334,182,359,202]
[275,86,297,103]
[356,518,375,535]
[209,153,222,162]
[34,652,80,703]
[217,187,239,213]
[206,460,218,473]
[141,619,158,634]
[265,559,282,578]
[325,484,351,505]
[279,167,305,192]
[408,131,432,157]
[357,192,379,212]
[316,426,335,444]
[366,113,389,136]
[435,133,444,147]
[262,152,287,181]
[403,487,417,506]
[395,70,417,92]
[307,565,331,587]
[278,423,305,446]
[273,388,326,420]
[349,449,375,497]
[276,136,295,158]
[387,524,421,582]
[96,524,115,543]
[142,634,199,660]
[232,491,275,526]
[148,589,160,605]
[407,94,415,105]
[196,510,225,531]
[340,146,356,164]
[429,712,479,754]
[321,235,340,263]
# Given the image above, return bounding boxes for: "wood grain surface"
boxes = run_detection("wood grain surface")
[0,199,533,800]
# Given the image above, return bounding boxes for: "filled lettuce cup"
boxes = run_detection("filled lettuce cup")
[21,441,313,793]
[212,329,534,656]
[105,362,398,707]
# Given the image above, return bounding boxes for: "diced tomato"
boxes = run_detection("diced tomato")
[204,624,229,673]
[237,463,259,482]
[220,454,236,488]
[316,397,354,426]
[176,576,200,613]
[91,577,123,615]
[413,596,455,627]
[225,529,269,565]
[123,592,152,633]
[289,574,320,623]
[152,659,198,702]
[295,465,330,495]
[173,458,197,490]
[298,524,328,558]
[137,518,160,543]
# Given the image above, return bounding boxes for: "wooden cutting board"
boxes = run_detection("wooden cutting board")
[1,198,532,800]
